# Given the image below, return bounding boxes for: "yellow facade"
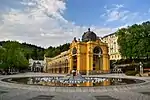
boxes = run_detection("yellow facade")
[69,39,110,74]
[44,29,110,74]
[44,51,69,74]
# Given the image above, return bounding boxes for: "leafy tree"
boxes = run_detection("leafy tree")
[0,41,29,71]
[117,21,150,60]
[117,28,128,58]
[0,47,5,61]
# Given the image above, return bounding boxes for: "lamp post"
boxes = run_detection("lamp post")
[139,62,143,75]
[98,53,101,73]
[72,70,76,78]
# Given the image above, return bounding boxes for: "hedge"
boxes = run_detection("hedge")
[125,71,138,76]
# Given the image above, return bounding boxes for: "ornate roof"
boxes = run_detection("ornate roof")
[82,28,97,42]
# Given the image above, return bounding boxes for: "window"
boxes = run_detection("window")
[93,64,95,67]
[93,67,95,70]
[73,66,76,70]
[93,46,102,54]
[72,48,77,54]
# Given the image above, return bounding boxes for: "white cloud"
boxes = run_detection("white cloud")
[101,4,150,25]
[100,4,150,32]
[115,18,150,30]
[103,5,143,23]
[107,10,129,22]
[0,0,114,48]
[113,4,124,9]
[101,4,130,22]
[117,24,129,29]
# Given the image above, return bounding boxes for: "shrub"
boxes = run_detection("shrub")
[125,71,138,76]
[144,62,150,68]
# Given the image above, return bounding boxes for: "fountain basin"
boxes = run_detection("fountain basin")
[2,76,145,87]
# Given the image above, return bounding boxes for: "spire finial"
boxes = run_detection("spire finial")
[88,28,90,32]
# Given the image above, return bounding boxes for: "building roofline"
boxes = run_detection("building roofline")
[101,32,116,38]
[46,50,69,60]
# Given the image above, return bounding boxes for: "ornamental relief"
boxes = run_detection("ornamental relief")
[88,46,93,54]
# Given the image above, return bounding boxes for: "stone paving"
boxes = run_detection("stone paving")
[0,72,150,100]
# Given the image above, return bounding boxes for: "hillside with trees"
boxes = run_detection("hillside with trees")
[0,41,70,74]
[45,43,70,57]
[0,41,45,60]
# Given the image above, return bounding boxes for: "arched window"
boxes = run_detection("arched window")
[65,59,69,73]
[93,46,102,55]
[59,61,61,67]
[55,62,57,66]
[72,47,77,54]
[65,59,68,66]
[93,46,103,71]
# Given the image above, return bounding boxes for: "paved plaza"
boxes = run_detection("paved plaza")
[0,73,150,100]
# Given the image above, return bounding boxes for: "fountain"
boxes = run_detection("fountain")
[58,70,87,84]
[1,69,145,87]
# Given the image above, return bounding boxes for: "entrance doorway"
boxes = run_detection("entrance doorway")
[93,46,102,71]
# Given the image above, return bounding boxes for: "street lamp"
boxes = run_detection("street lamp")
[98,53,101,73]
[139,62,143,75]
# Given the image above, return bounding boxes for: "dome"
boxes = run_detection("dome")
[82,28,97,42]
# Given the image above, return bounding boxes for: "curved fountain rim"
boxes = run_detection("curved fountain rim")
[0,75,148,80]
[0,75,149,92]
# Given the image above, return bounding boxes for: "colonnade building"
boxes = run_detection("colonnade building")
[44,28,110,74]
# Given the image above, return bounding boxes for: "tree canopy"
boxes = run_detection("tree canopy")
[117,21,150,59]
[0,41,29,70]
[0,41,45,60]
[45,43,70,57]
[0,40,70,71]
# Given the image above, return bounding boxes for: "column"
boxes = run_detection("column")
[69,55,73,74]
[57,68,59,73]
[86,43,93,75]
[77,54,81,72]
[87,53,93,75]
[102,54,109,73]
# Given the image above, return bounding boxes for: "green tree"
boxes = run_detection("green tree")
[0,47,6,69]
[117,28,128,58]
[117,21,150,60]
[45,43,70,57]
[1,41,29,71]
